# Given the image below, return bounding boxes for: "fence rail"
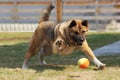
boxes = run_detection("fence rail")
[0,0,120,31]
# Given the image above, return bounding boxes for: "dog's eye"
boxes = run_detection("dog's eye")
[82,30,86,33]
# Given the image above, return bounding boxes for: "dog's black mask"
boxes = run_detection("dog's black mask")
[71,35,85,46]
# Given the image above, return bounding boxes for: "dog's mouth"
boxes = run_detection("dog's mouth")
[77,41,83,46]
[71,36,85,46]
[76,40,84,46]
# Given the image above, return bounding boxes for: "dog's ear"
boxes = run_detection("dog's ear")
[69,20,77,28]
[82,20,88,27]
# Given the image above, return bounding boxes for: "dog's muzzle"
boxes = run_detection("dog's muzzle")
[72,36,85,46]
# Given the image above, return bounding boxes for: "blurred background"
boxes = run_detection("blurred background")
[0,0,120,32]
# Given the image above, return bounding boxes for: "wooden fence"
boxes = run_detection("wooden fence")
[0,0,120,31]
[62,0,120,21]
[0,1,55,23]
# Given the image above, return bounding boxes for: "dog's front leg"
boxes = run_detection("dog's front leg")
[80,40,106,69]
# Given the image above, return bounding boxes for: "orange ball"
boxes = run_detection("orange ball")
[78,58,90,69]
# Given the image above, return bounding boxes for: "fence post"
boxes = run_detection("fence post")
[56,0,63,23]
[95,0,99,29]
[12,2,18,23]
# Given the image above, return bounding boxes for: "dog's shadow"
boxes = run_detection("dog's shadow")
[29,64,66,72]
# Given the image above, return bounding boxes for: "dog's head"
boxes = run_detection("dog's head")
[66,20,89,46]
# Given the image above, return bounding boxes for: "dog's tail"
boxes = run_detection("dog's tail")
[38,3,54,23]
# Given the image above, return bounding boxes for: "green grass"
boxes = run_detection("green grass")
[0,32,120,80]
[0,32,32,45]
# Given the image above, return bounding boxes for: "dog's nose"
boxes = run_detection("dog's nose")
[80,38,84,42]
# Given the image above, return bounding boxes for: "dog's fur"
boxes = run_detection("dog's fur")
[22,3,106,69]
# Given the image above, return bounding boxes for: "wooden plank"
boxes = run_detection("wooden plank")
[63,16,120,20]
[0,1,119,6]
[0,9,11,13]
[63,9,95,13]
[12,2,18,23]
[0,2,13,5]
[95,0,99,28]
[0,1,51,5]
[63,8,120,14]
[17,2,50,5]
[64,1,95,6]
[100,8,120,13]
[0,17,11,20]
[56,0,63,23]
[19,16,56,20]
[0,1,95,6]
[0,0,50,1]
[96,16,120,20]
[18,9,43,13]
[19,16,39,20]
[64,0,95,1]
[64,1,120,6]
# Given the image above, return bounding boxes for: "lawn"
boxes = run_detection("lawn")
[0,32,120,80]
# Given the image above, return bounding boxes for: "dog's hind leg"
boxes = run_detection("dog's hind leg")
[22,38,41,69]
[38,47,47,66]
[22,51,36,69]
[38,42,53,66]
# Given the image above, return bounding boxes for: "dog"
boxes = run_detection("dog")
[22,3,106,69]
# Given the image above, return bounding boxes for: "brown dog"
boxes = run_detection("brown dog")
[22,3,106,69]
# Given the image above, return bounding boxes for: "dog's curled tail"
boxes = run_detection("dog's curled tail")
[39,3,54,23]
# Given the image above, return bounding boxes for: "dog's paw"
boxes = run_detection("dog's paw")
[55,39,64,47]
[93,57,106,70]
[96,63,106,70]
[22,64,28,69]
[39,61,47,66]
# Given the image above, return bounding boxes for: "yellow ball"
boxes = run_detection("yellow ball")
[78,58,90,69]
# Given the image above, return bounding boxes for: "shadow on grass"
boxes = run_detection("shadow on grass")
[98,55,120,67]
[0,42,74,72]
[0,42,28,68]
[0,42,119,72]
[29,64,66,72]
